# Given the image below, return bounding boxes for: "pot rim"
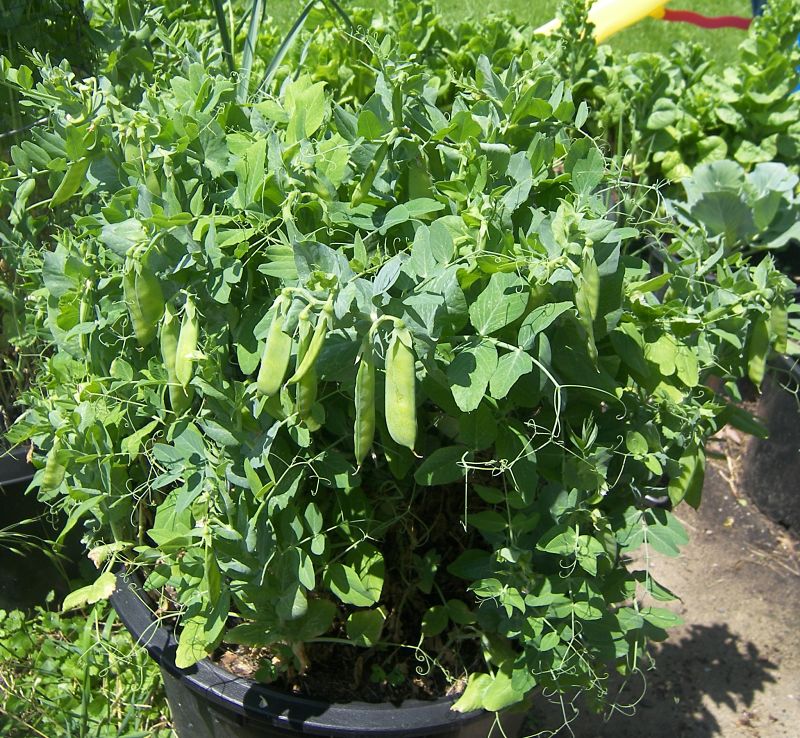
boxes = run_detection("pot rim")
[110,570,494,736]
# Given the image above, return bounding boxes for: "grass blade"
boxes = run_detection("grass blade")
[210,0,235,73]
[322,0,354,29]
[237,0,266,103]
[256,0,317,96]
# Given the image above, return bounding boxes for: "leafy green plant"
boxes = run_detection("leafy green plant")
[0,3,791,722]
[0,600,172,737]
[667,159,800,253]
[576,0,800,183]
[0,0,93,144]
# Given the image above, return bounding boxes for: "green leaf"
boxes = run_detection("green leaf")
[468,510,507,534]
[101,219,146,256]
[668,446,705,510]
[421,606,449,637]
[571,147,604,195]
[62,571,117,611]
[489,349,533,399]
[346,609,386,646]
[625,431,648,456]
[379,204,410,234]
[448,339,498,413]
[51,157,90,207]
[286,599,336,641]
[325,546,384,607]
[517,302,572,350]
[468,273,528,335]
[175,614,209,669]
[641,607,683,629]
[286,78,327,144]
[482,671,525,712]
[536,525,578,555]
[121,420,159,462]
[452,673,492,713]
[414,445,469,486]
[645,510,689,557]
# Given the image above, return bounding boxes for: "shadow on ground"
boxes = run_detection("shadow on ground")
[528,622,778,737]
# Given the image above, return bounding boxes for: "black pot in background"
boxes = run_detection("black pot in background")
[0,444,34,488]
[740,356,800,536]
[110,572,526,738]
[0,444,38,530]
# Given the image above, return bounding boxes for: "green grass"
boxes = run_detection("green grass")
[268,0,755,67]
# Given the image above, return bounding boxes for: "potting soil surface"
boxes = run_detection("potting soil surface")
[527,441,800,738]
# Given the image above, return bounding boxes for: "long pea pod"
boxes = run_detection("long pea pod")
[384,325,416,451]
[78,279,93,354]
[161,302,192,415]
[354,339,376,466]
[574,244,599,364]
[41,437,66,493]
[123,258,165,346]
[294,309,317,420]
[175,296,199,389]
[256,297,293,396]
[287,299,333,385]
[746,312,770,387]
[770,300,788,355]
[350,140,389,208]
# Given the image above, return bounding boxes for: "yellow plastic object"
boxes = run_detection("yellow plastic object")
[535,0,670,43]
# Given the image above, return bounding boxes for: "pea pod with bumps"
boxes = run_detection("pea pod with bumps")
[293,307,317,421]
[384,324,416,451]
[354,338,376,466]
[287,297,334,385]
[123,257,165,347]
[161,302,193,415]
[41,437,66,493]
[175,295,200,389]
[256,296,294,397]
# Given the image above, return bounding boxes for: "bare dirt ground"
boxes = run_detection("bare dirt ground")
[527,429,800,738]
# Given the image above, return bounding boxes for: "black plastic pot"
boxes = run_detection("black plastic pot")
[0,445,34,490]
[0,445,37,528]
[110,572,526,738]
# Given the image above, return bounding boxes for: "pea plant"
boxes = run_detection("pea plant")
[0,19,789,716]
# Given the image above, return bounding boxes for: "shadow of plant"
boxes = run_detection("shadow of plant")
[527,623,778,738]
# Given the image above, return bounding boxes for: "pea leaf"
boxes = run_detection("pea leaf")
[346,609,386,646]
[414,445,469,486]
[468,273,528,335]
[448,339,498,412]
[489,349,533,399]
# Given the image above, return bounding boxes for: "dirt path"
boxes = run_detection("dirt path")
[527,457,800,738]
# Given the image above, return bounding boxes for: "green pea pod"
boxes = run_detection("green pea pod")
[79,280,93,354]
[574,249,599,365]
[175,296,199,389]
[123,259,164,346]
[746,313,770,387]
[350,141,389,207]
[136,266,165,333]
[41,437,66,492]
[161,303,192,415]
[294,308,317,419]
[256,299,293,396]
[384,326,416,451]
[288,301,333,385]
[770,301,788,356]
[296,367,317,420]
[354,341,376,466]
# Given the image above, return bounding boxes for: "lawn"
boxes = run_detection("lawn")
[266,0,756,67]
